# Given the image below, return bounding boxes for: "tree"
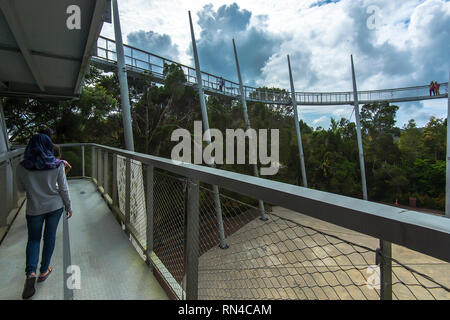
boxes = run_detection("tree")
[399,119,422,164]
[420,117,446,161]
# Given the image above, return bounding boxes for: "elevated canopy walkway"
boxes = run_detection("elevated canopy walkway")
[0,178,168,300]
[92,36,449,106]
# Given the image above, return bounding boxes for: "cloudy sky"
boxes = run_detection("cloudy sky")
[100,0,450,129]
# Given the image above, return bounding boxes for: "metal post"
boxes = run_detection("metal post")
[98,149,103,188]
[0,164,11,227]
[287,55,308,188]
[104,151,109,195]
[189,11,228,249]
[112,154,118,205]
[0,99,12,226]
[125,158,131,225]
[233,39,267,221]
[379,240,393,300]
[0,99,10,150]
[112,0,134,152]
[91,146,96,181]
[11,157,19,210]
[185,179,199,300]
[352,55,392,297]
[81,145,85,177]
[446,69,450,218]
[146,164,154,268]
[351,55,368,201]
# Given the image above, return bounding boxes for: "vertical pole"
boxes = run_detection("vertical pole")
[112,154,118,205]
[81,145,85,177]
[125,158,131,226]
[104,151,109,195]
[233,39,267,221]
[287,55,308,188]
[91,146,96,181]
[98,149,103,188]
[351,55,368,201]
[379,240,393,300]
[352,55,392,298]
[189,11,228,249]
[11,157,18,209]
[185,179,199,300]
[446,69,450,218]
[112,0,134,152]
[0,99,10,150]
[146,164,154,269]
[0,99,12,226]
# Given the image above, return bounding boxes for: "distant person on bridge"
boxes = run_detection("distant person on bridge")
[430,81,435,96]
[435,82,440,95]
[17,133,72,299]
[218,77,224,91]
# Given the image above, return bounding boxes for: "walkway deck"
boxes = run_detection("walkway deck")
[0,179,168,300]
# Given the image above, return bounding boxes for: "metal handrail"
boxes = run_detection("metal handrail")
[57,142,450,264]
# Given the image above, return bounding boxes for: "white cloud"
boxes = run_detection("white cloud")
[102,0,450,128]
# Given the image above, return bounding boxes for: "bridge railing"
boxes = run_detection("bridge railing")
[0,149,25,231]
[294,83,449,105]
[95,36,241,97]
[94,36,449,106]
[29,142,449,300]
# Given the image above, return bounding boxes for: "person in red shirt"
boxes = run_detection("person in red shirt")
[435,82,440,95]
[430,81,435,96]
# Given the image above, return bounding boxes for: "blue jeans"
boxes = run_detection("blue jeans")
[25,208,63,276]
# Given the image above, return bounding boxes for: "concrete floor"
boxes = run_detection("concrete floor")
[0,179,167,300]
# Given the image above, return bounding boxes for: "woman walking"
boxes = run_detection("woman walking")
[16,133,72,299]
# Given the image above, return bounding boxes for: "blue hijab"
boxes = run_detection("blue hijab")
[21,134,63,171]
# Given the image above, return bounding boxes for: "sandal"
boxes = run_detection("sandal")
[22,275,36,299]
[37,267,53,283]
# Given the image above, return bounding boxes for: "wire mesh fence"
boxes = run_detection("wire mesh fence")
[149,169,450,300]
[153,170,187,298]
[61,145,450,300]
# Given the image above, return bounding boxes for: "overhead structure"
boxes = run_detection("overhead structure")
[232,38,267,220]
[287,55,308,188]
[0,0,111,100]
[188,11,228,249]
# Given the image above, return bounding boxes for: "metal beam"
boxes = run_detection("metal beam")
[288,55,308,188]
[0,0,45,92]
[74,0,109,95]
[188,11,228,249]
[232,39,267,221]
[112,0,134,152]
[351,55,368,201]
